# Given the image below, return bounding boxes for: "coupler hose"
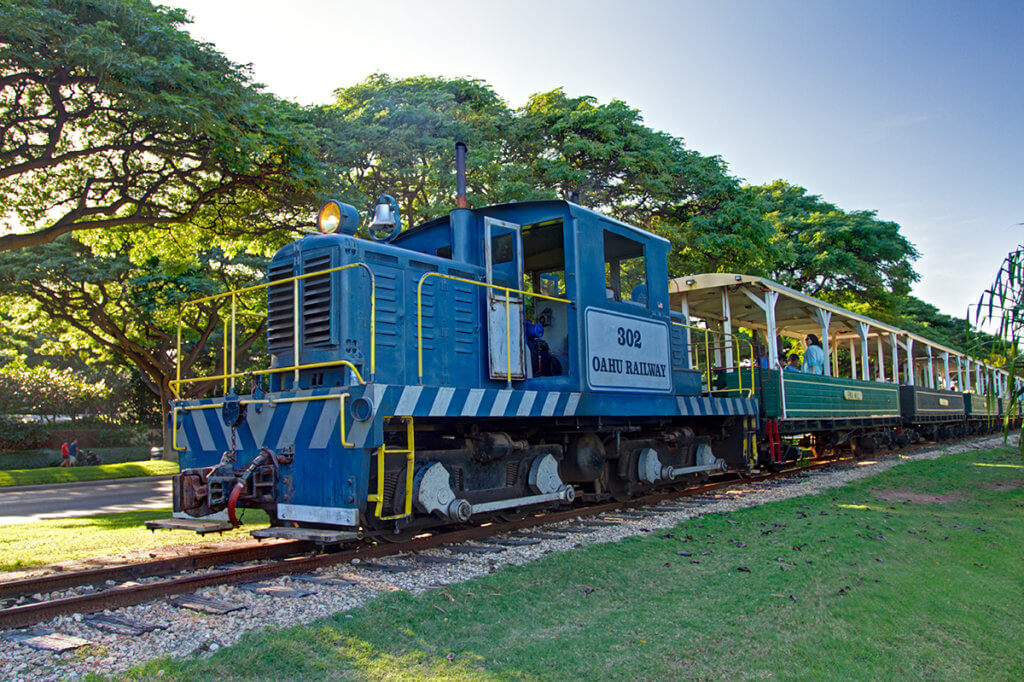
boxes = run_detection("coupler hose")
[227,447,274,528]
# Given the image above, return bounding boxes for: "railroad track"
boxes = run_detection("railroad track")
[3,433,996,632]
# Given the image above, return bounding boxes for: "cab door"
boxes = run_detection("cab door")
[484,217,526,381]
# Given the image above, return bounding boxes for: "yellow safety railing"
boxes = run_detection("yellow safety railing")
[171,263,375,399]
[416,273,571,386]
[367,416,416,520]
[672,322,756,397]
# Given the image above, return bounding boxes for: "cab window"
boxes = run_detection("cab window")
[603,230,647,306]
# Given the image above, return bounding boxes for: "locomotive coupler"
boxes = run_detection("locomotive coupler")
[173,446,293,523]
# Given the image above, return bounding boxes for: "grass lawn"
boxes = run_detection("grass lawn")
[0,508,269,571]
[0,460,178,487]
[118,444,1024,680]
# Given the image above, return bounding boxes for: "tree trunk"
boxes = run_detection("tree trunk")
[159,382,178,463]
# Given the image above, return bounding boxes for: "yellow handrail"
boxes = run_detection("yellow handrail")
[174,263,375,398]
[416,272,571,386]
[367,416,416,521]
[169,359,365,398]
[672,322,756,397]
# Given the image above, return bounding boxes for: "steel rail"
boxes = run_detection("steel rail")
[0,540,313,602]
[1,431,1005,631]
[0,456,855,631]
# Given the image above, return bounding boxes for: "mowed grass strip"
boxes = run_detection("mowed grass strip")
[0,460,179,487]
[118,445,1024,680]
[0,508,269,571]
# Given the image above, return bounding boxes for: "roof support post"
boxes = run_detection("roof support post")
[832,332,840,376]
[957,356,964,392]
[849,338,857,379]
[740,288,780,370]
[965,356,972,392]
[713,321,723,367]
[678,294,692,368]
[764,290,780,370]
[876,333,886,382]
[858,322,870,381]
[942,352,950,390]
[905,337,915,385]
[926,345,934,389]
[812,309,832,377]
[721,289,733,370]
[890,334,900,384]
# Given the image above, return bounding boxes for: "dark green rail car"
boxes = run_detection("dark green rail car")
[899,386,965,423]
[963,392,992,418]
[720,370,899,428]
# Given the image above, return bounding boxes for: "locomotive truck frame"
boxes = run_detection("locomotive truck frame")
[152,147,1020,543]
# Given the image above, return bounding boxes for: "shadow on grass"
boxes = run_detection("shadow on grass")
[125,623,508,681]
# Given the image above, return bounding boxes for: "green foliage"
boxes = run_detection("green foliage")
[977,245,1024,460]
[317,76,772,277]
[0,358,108,421]
[0,234,268,413]
[0,416,47,450]
[0,0,323,251]
[315,74,526,226]
[748,181,920,312]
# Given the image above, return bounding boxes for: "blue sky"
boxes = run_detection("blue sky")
[164,0,1023,319]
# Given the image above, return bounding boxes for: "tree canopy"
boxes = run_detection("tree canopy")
[0,0,322,251]
[0,1,982,453]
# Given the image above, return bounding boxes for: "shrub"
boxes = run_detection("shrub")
[0,360,110,422]
[0,416,48,450]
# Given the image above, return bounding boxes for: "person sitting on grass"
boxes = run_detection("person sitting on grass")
[786,353,801,371]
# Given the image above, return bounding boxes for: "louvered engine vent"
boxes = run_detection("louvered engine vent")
[302,254,333,347]
[266,260,296,353]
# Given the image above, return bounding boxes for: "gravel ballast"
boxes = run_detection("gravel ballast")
[0,435,1012,680]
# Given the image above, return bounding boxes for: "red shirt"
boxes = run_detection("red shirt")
[61,443,69,458]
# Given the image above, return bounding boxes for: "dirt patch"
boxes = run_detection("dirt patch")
[981,479,1023,492]
[871,487,961,504]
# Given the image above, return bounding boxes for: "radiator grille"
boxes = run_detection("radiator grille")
[267,260,295,352]
[302,254,333,347]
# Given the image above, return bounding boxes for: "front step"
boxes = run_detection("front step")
[250,527,361,544]
[145,518,234,535]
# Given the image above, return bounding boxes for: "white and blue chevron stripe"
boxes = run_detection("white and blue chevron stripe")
[176,384,758,454]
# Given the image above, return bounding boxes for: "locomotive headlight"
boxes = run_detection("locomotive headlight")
[316,200,360,235]
[317,201,342,233]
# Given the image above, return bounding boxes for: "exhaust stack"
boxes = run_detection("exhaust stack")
[455,142,467,209]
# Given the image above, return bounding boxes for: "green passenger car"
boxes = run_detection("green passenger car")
[720,370,900,423]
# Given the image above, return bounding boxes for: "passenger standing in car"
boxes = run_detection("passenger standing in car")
[802,335,825,374]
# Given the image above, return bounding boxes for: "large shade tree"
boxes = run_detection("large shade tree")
[0,0,321,252]
[749,180,920,312]
[0,234,270,456]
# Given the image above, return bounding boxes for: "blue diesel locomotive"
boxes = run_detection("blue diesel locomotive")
[161,145,758,541]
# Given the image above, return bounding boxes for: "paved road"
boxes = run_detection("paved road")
[0,478,173,526]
